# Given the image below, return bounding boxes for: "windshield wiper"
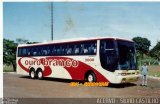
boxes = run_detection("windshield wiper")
[105,49,114,51]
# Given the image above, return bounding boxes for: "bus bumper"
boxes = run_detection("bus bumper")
[115,74,140,84]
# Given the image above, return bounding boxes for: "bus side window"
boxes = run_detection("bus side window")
[84,43,89,54]
[74,44,80,55]
[80,44,84,54]
[88,46,92,54]
[59,46,63,55]
[30,48,33,56]
[56,47,59,55]
[93,43,97,54]
[37,47,41,56]
[61,46,65,55]
[79,41,97,55]
[41,46,47,56]
[56,45,63,55]
[57,49,60,55]
[18,48,22,57]
[88,43,96,54]
[43,50,47,55]
[67,48,72,54]
[40,47,45,56]
[66,44,73,55]
[22,48,27,56]
[51,46,56,55]
[33,47,37,56]
[84,48,88,54]
[66,45,69,55]
[47,46,51,56]
[27,48,31,56]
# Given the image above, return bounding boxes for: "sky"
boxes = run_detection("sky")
[3,2,160,48]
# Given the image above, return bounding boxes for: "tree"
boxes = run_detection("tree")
[132,37,151,66]
[16,38,38,44]
[150,41,160,65]
[3,39,18,71]
[16,38,28,44]
[3,38,39,71]
[26,41,39,44]
[132,37,151,55]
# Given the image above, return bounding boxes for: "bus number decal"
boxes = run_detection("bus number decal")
[85,58,94,62]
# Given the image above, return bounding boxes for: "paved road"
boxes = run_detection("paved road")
[3,73,160,98]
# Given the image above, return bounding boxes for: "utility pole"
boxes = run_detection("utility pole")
[51,2,53,40]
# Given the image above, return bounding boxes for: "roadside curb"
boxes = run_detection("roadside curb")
[148,76,160,80]
[3,72,17,74]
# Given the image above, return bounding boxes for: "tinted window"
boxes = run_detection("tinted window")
[100,39,118,72]
[17,40,97,57]
[117,40,137,70]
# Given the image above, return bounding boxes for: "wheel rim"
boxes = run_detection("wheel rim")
[31,71,35,78]
[88,74,93,82]
[38,71,42,78]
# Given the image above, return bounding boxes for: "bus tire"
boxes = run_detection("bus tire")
[37,69,43,80]
[87,72,96,82]
[29,69,36,79]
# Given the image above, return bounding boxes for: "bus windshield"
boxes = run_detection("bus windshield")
[117,40,137,70]
[100,39,137,72]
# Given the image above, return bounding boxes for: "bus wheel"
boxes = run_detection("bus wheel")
[37,69,43,80]
[29,69,36,79]
[87,72,96,82]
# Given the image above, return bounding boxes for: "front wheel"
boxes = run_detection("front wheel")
[87,72,96,82]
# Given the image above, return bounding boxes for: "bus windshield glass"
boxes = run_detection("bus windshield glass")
[117,40,137,70]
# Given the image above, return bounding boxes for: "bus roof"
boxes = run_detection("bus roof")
[18,37,134,47]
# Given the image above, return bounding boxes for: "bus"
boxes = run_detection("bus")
[16,37,140,84]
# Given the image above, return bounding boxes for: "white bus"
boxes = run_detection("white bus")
[16,37,140,84]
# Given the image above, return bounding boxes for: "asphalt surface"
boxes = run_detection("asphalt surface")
[3,73,160,98]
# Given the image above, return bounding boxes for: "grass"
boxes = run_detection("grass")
[148,66,160,77]
[3,64,14,72]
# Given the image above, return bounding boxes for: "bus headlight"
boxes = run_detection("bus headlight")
[121,73,127,76]
[118,73,127,76]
